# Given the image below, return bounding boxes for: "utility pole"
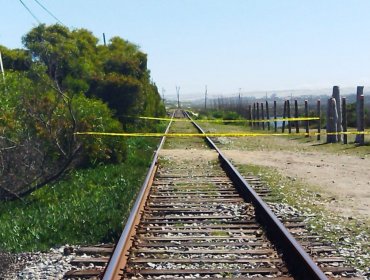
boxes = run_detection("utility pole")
[176,86,180,108]
[103,33,107,46]
[238,88,241,113]
[204,85,207,110]
[0,51,5,85]
[161,88,165,103]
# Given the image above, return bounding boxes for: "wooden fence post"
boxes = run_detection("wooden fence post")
[253,103,256,128]
[287,100,291,133]
[261,103,265,130]
[282,100,287,133]
[294,99,299,133]
[326,98,338,143]
[356,95,365,145]
[355,86,364,144]
[317,99,321,141]
[266,100,270,131]
[305,100,309,137]
[274,100,277,132]
[342,97,347,144]
[332,86,342,142]
[257,102,260,128]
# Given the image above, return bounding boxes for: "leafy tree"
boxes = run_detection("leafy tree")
[89,37,164,124]
[103,37,147,79]
[23,24,75,87]
[0,46,31,71]
[21,24,165,124]
[89,73,142,118]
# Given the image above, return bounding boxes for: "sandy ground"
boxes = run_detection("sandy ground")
[224,149,370,219]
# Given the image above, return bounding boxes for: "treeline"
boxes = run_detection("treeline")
[0,24,165,200]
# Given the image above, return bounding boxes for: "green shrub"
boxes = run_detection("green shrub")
[0,71,127,166]
[0,70,128,199]
[72,93,127,165]
[212,111,224,119]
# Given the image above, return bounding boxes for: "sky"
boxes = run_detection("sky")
[1,0,370,99]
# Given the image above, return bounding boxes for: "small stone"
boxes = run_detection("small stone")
[147,262,156,268]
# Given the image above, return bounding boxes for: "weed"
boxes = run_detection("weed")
[0,137,158,252]
[210,231,229,236]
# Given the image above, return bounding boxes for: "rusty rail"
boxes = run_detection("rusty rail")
[186,111,328,280]
[102,113,174,280]
[102,110,329,280]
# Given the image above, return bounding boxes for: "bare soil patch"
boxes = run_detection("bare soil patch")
[224,148,370,220]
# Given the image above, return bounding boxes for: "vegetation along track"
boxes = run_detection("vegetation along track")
[66,110,361,279]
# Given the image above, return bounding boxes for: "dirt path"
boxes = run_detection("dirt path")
[224,149,370,219]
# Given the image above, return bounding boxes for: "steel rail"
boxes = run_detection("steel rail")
[102,112,175,280]
[185,111,328,280]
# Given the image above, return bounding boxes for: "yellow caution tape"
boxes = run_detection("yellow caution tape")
[75,131,370,137]
[138,116,320,123]
[251,117,320,123]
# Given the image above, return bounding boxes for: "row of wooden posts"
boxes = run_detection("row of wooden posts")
[247,86,366,145]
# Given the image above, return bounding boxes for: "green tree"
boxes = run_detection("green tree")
[0,46,31,71]
[22,24,165,124]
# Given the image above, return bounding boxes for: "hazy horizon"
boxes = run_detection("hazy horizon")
[163,86,369,101]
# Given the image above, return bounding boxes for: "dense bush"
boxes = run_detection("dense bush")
[0,24,165,199]
[72,93,127,165]
[0,70,127,199]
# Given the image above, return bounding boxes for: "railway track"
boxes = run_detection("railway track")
[65,110,361,279]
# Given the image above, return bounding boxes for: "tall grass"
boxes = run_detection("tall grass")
[0,137,158,252]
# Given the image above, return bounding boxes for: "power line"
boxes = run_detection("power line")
[33,0,65,25]
[18,0,41,24]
